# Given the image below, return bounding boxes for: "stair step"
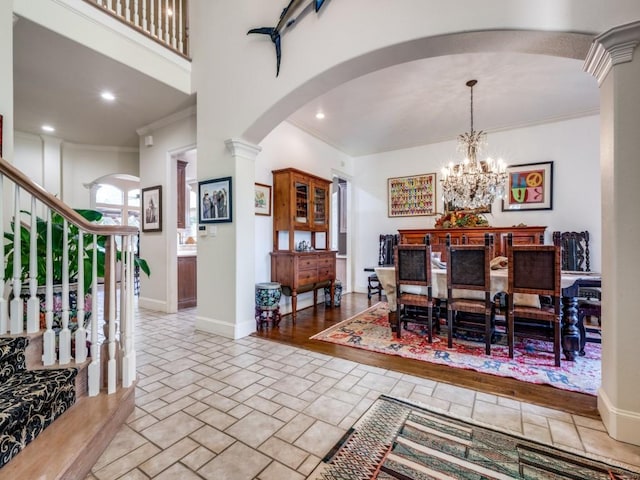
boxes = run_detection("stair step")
[0,384,135,480]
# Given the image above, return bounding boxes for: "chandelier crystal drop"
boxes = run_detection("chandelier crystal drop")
[441,79,508,210]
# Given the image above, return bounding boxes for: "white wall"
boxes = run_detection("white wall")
[353,115,601,292]
[62,144,139,208]
[138,110,197,313]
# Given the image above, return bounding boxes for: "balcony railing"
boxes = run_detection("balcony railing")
[84,0,189,58]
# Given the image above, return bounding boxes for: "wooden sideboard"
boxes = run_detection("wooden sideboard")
[398,226,546,260]
[270,250,337,321]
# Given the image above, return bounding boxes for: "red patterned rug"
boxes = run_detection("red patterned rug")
[311,303,601,395]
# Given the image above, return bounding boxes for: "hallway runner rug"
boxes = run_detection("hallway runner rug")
[309,395,640,480]
[310,303,600,395]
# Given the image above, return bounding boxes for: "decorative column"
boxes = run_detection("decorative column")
[584,20,640,446]
[224,139,262,338]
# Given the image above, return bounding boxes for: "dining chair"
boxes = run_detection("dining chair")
[506,234,562,366]
[446,233,495,353]
[394,235,438,342]
[367,234,399,299]
[552,230,601,347]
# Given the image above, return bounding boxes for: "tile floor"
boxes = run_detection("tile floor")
[87,306,640,479]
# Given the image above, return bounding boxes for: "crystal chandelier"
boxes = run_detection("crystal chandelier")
[441,80,507,210]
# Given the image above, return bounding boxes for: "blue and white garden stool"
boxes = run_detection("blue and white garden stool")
[255,282,282,329]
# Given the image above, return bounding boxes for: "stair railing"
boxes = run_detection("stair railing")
[0,157,138,396]
[83,0,189,58]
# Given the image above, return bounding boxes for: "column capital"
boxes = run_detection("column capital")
[224,138,262,161]
[584,20,640,85]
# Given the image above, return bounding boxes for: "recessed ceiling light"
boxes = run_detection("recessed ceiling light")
[101,91,116,101]
[315,112,325,120]
[41,125,55,132]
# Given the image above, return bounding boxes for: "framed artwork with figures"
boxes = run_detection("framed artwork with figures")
[141,185,162,232]
[199,177,233,224]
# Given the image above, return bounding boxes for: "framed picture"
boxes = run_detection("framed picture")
[141,185,162,232]
[254,183,271,216]
[199,176,232,223]
[388,173,437,217]
[502,161,553,211]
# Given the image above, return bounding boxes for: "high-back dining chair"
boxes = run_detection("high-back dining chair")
[506,234,562,366]
[446,233,495,353]
[394,235,438,342]
[552,230,601,346]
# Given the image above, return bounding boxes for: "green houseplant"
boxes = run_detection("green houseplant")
[3,209,150,330]
[4,209,150,292]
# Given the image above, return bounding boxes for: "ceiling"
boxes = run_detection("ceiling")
[13,17,600,156]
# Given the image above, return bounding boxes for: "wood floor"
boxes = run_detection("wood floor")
[253,292,599,419]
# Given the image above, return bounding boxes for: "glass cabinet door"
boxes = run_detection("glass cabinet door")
[294,181,309,223]
[313,184,327,225]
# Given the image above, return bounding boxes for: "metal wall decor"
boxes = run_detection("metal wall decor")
[247,0,329,76]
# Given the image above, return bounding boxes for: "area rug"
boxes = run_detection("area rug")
[309,395,640,480]
[310,303,601,395]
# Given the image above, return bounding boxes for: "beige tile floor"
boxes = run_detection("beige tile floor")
[87,305,640,479]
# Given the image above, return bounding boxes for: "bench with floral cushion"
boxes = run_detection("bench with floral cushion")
[0,337,78,469]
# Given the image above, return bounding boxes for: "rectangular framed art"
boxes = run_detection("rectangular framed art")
[199,176,232,223]
[502,161,553,211]
[254,183,271,216]
[388,173,436,217]
[141,185,162,232]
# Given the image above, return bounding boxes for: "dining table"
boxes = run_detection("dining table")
[375,265,601,361]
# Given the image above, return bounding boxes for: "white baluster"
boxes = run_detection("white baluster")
[164,0,170,44]
[177,0,184,53]
[42,209,55,366]
[125,0,131,22]
[88,234,100,396]
[26,196,39,333]
[156,0,163,41]
[75,229,87,363]
[119,235,126,386]
[149,0,156,36]
[134,0,140,26]
[10,185,23,334]
[141,0,147,30]
[58,219,71,364]
[108,235,117,394]
[171,0,177,48]
[116,0,122,16]
[0,173,7,334]
[122,235,135,387]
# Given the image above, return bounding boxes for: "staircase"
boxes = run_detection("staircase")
[1,157,138,477]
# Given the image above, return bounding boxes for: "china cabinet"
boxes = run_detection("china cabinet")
[270,168,336,321]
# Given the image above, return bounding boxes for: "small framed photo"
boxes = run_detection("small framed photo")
[254,183,272,216]
[502,161,553,211]
[199,177,232,224]
[141,185,162,232]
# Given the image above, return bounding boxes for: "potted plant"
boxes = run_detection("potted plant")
[3,209,150,331]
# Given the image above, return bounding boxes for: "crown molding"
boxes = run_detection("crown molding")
[225,139,262,161]
[584,20,640,85]
[136,105,197,136]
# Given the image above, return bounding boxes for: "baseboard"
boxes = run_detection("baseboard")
[137,296,169,312]
[598,387,640,446]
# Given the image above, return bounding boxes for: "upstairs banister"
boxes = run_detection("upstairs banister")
[0,157,137,236]
[83,0,190,58]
